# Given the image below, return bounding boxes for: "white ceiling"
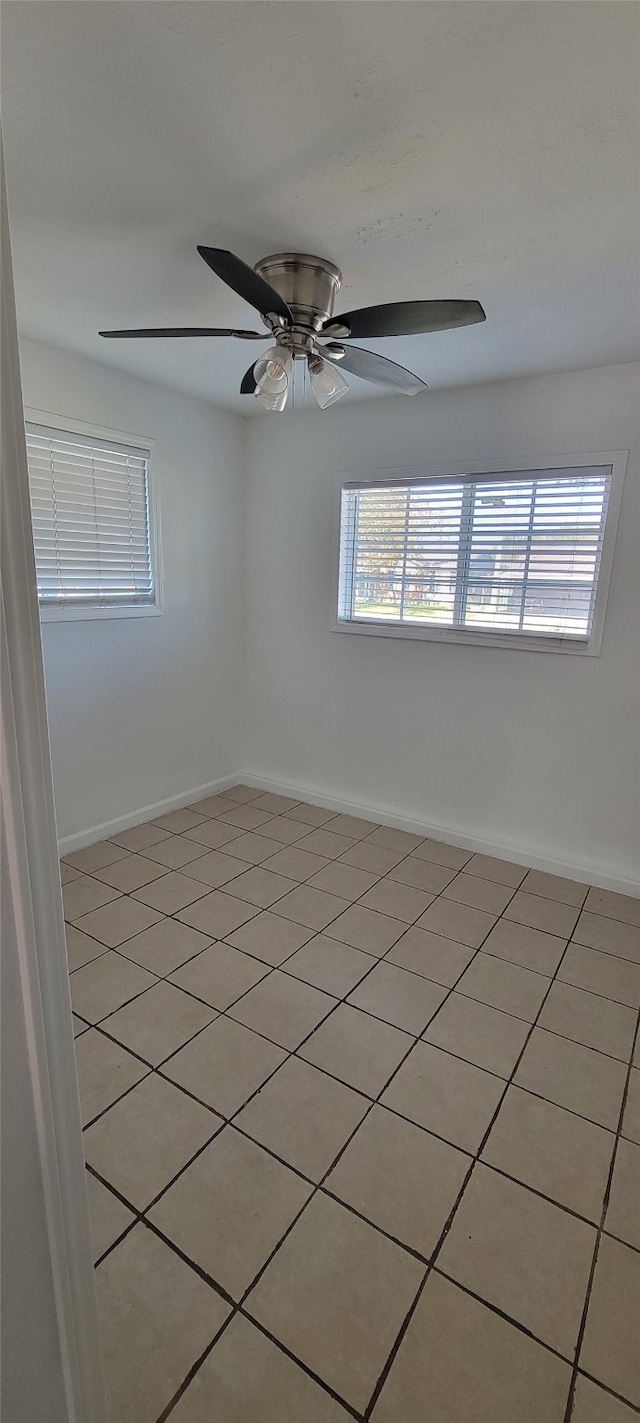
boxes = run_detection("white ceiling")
[2,1,639,415]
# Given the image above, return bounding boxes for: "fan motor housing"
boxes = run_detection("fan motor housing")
[254,253,342,339]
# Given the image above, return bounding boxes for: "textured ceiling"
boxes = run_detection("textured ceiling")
[2,1,639,414]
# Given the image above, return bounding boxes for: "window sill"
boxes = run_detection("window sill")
[332,617,600,656]
[39,603,163,623]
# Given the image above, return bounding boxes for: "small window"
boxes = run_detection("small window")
[25,420,160,620]
[335,460,624,654]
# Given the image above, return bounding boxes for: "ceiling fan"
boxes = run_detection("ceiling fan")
[100,247,486,411]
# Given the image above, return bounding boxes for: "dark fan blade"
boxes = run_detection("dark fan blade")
[240,362,257,395]
[99,327,265,339]
[322,344,426,394]
[197,246,292,323]
[323,299,485,340]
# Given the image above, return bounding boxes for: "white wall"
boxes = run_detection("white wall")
[244,362,640,887]
[19,338,245,842]
[19,342,638,886]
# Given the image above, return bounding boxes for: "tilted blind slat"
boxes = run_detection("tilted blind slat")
[26,423,155,609]
[338,469,611,641]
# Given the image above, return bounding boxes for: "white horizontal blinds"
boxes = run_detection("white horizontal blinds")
[463,473,609,637]
[26,424,154,607]
[339,467,611,640]
[339,482,464,624]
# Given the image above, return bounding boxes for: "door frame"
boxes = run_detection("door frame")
[1,136,107,1422]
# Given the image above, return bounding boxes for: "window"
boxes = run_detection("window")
[335,457,625,654]
[25,419,160,620]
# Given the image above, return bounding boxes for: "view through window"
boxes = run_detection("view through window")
[338,467,611,642]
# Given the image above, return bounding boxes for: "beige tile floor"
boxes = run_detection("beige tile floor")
[63,786,640,1423]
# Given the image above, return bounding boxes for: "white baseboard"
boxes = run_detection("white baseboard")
[58,765,639,898]
[57,773,239,854]
[239,768,640,899]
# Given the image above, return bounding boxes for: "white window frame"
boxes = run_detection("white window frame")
[331,452,627,656]
[24,407,162,622]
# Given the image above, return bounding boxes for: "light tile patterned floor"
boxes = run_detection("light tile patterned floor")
[64,786,640,1423]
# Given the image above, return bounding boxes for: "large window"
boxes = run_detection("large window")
[335,458,625,653]
[26,419,160,620]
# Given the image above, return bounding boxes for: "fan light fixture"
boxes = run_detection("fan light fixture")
[255,385,288,412]
[251,341,349,412]
[254,348,291,390]
[307,353,349,409]
[252,344,350,412]
[100,246,487,413]
[253,344,292,411]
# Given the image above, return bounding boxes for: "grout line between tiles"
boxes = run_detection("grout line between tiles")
[561,1011,640,1423]
[143,1215,236,1306]
[362,926,610,1418]
[600,1226,640,1258]
[153,1309,237,1423]
[236,1312,364,1422]
[80,1061,154,1131]
[139,1214,366,1423]
[93,1216,138,1268]
[93,1110,227,1223]
[149,905,506,1419]
[430,1264,577,1366]
[573,1369,640,1417]
[143,933,448,1418]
